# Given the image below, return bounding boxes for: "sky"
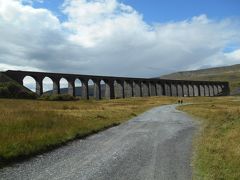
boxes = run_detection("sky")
[0,0,240,80]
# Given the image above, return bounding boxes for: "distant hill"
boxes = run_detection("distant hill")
[160,64,240,95]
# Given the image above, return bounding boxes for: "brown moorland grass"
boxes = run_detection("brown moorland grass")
[179,96,240,180]
[0,96,178,167]
[1,95,240,179]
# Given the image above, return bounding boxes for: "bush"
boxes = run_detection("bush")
[0,87,10,97]
[16,90,38,99]
[40,94,77,101]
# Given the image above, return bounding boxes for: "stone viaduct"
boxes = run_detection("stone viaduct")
[4,70,230,99]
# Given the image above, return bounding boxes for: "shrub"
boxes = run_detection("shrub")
[40,94,77,101]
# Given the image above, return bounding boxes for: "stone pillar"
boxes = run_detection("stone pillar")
[175,83,179,97]
[53,79,60,94]
[93,80,101,100]
[105,80,115,99]
[161,83,166,96]
[147,82,151,96]
[68,80,75,96]
[197,85,201,96]
[105,81,111,99]
[130,81,134,97]
[180,84,184,97]
[216,85,220,96]
[139,81,143,97]
[164,83,171,96]
[36,78,43,96]
[149,82,157,96]
[141,82,149,97]
[81,79,89,99]
[187,84,190,97]
[202,85,205,96]
[192,84,195,96]
[213,85,217,96]
[169,83,173,96]
[209,85,213,96]
[156,83,162,96]
[171,83,177,96]
[205,85,209,96]
[114,80,123,98]
[133,81,141,97]
[183,84,189,97]
[124,81,132,98]
[177,84,182,97]
[121,81,125,98]
[217,85,222,95]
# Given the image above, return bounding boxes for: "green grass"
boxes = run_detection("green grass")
[179,97,240,179]
[0,96,177,167]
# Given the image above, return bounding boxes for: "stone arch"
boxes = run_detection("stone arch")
[42,76,54,94]
[99,80,106,99]
[74,78,82,97]
[23,76,37,93]
[88,79,94,98]
[59,77,68,94]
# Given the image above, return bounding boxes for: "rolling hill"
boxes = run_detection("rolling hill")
[160,64,240,95]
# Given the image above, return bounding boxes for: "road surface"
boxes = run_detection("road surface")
[0,104,198,180]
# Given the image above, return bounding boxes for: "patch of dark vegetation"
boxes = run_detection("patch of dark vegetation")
[131,112,137,116]
[0,82,37,99]
[62,105,79,110]
[39,94,78,101]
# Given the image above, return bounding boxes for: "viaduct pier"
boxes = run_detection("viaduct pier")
[4,70,230,99]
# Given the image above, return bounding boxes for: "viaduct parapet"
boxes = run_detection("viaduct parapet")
[3,70,230,99]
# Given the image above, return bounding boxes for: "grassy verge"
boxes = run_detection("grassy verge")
[0,96,177,167]
[179,97,240,179]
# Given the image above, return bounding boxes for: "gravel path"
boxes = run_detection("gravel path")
[0,104,198,180]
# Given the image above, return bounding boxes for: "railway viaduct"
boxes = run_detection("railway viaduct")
[3,70,230,99]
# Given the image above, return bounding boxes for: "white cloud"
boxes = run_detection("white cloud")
[0,0,240,78]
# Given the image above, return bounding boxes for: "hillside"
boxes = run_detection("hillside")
[0,72,37,99]
[160,64,240,95]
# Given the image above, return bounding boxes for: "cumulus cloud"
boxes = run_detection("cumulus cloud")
[0,0,240,78]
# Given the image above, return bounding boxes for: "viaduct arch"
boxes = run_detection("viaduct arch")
[4,70,230,100]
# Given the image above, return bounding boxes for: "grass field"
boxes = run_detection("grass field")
[179,97,240,179]
[1,96,240,179]
[0,96,177,167]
